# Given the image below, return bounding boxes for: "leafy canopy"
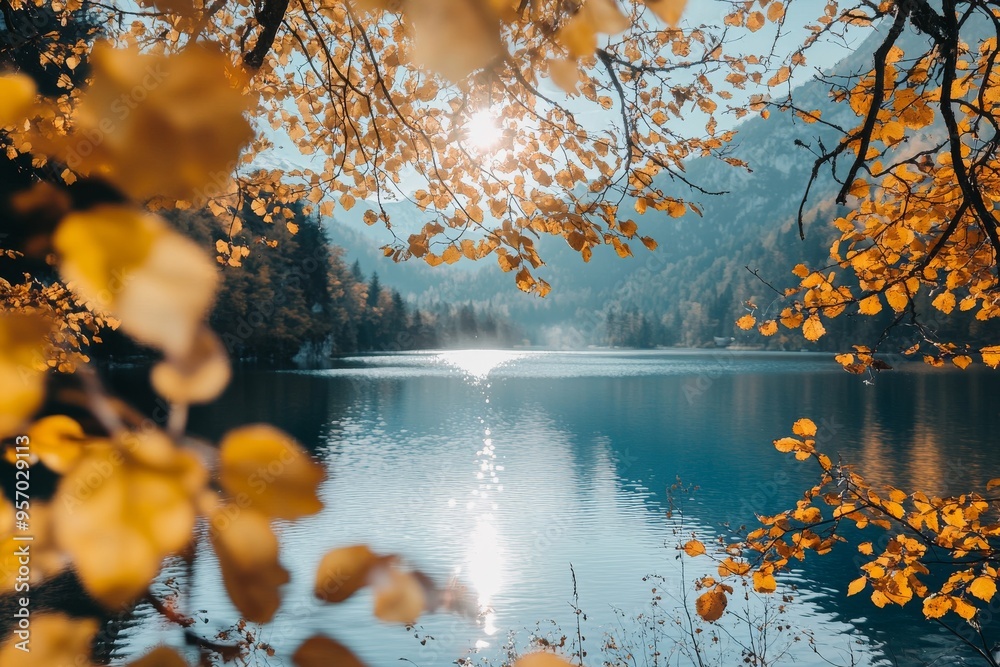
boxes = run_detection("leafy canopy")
[6,0,1000,664]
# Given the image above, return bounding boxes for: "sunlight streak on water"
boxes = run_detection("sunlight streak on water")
[435,349,526,381]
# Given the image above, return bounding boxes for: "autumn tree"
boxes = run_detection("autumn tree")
[8,0,1000,665]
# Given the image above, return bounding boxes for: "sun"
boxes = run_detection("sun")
[465,109,504,151]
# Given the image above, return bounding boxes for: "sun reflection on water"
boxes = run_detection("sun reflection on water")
[441,354,515,644]
[436,349,525,382]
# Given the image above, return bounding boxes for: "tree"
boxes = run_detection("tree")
[8,0,1000,665]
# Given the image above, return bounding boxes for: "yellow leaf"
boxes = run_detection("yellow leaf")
[987,478,1000,490]
[406,0,499,81]
[441,245,462,265]
[47,42,253,202]
[932,291,956,314]
[293,636,368,667]
[341,194,357,211]
[792,419,817,437]
[970,577,997,602]
[26,415,85,474]
[882,501,904,519]
[746,10,765,31]
[848,178,869,198]
[758,320,778,336]
[802,315,826,341]
[780,308,803,329]
[0,74,36,127]
[513,653,576,667]
[218,425,324,520]
[767,66,790,87]
[557,12,597,58]
[53,438,204,608]
[150,327,231,404]
[773,437,801,453]
[766,2,785,22]
[548,58,581,95]
[516,267,535,292]
[287,222,300,235]
[791,263,809,278]
[581,0,630,35]
[880,120,905,145]
[922,595,951,619]
[682,539,706,557]
[644,0,686,25]
[885,284,908,312]
[209,505,289,623]
[55,206,219,360]
[982,345,1000,369]
[0,613,97,667]
[0,314,49,438]
[718,557,750,577]
[695,588,728,622]
[736,314,756,330]
[373,568,426,625]
[753,570,777,593]
[847,577,866,596]
[315,545,383,603]
[835,353,855,367]
[858,542,873,555]
[858,294,882,315]
[954,597,977,620]
[952,355,972,370]
[128,646,189,667]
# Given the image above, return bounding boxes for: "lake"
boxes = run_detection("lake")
[102,350,1000,666]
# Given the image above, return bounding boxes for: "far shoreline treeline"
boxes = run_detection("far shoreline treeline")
[87,201,525,365]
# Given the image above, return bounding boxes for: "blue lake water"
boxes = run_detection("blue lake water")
[104,350,1000,666]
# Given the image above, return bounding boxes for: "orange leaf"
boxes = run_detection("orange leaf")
[847,577,866,596]
[695,588,728,621]
[682,539,706,557]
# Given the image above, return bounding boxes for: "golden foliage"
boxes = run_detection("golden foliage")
[217,425,324,520]
[694,587,727,622]
[40,0,788,295]
[209,504,290,623]
[0,74,36,127]
[0,614,97,667]
[55,206,219,359]
[513,652,577,667]
[0,314,48,438]
[53,435,205,607]
[314,545,383,603]
[727,418,1000,626]
[44,42,253,202]
[292,635,367,667]
[682,539,705,557]
[8,0,1000,660]
[127,646,190,667]
[372,567,426,624]
[150,326,231,404]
